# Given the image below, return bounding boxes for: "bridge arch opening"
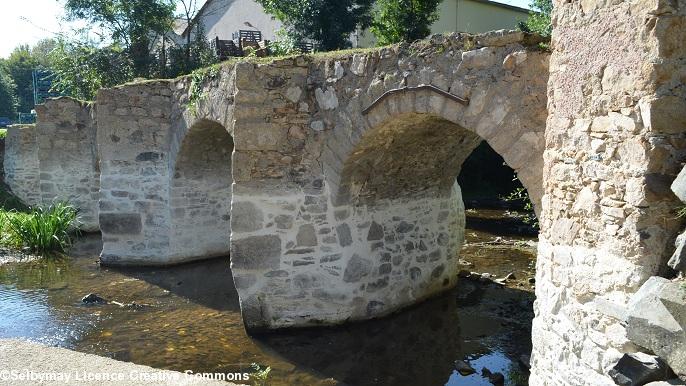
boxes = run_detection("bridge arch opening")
[323,109,540,318]
[169,119,233,262]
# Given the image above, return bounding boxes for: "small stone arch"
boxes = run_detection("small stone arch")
[168,118,234,262]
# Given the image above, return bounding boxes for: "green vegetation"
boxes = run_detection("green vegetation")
[49,42,134,101]
[0,66,18,118]
[503,186,538,228]
[249,363,271,386]
[0,129,7,139]
[255,0,374,51]
[371,0,442,45]
[518,0,552,37]
[0,185,78,255]
[676,205,686,219]
[4,203,79,254]
[187,64,221,115]
[64,0,176,78]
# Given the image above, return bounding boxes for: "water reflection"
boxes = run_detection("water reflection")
[0,210,536,386]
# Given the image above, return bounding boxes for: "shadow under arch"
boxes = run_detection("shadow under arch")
[168,118,234,263]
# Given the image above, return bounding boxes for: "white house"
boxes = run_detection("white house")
[181,0,530,49]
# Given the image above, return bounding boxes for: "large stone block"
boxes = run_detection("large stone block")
[231,235,281,270]
[99,213,142,235]
[231,201,263,232]
[626,277,686,378]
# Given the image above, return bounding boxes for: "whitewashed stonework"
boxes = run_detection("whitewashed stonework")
[531,0,686,384]
[4,125,40,207]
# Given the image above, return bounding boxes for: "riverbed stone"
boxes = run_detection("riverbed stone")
[671,166,686,204]
[668,231,686,274]
[609,353,674,386]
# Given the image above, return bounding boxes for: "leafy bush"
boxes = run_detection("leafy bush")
[5,203,79,254]
[371,0,442,45]
[268,29,303,56]
[503,186,538,228]
[518,0,552,37]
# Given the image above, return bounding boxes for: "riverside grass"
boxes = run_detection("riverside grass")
[3,203,79,254]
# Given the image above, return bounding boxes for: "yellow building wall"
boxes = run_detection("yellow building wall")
[356,0,529,47]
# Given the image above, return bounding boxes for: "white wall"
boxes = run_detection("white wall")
[190,0,282,42]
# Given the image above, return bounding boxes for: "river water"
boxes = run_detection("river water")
[0,209,536,386]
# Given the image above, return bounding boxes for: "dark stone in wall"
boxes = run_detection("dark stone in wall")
[337,223,352,247]
[367,221,384,241]
[135,152,163,162]
[99,213,142,235]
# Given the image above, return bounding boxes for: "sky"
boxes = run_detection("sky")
[0,0,532,59]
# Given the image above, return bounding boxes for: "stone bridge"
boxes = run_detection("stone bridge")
[5,0,686,383]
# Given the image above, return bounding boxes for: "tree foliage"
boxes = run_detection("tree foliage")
[160,22,218,78]
[256,0,374,51]
[48,41,133,101]
[518,0,552,36]
[3,40,58,114]
[0,66,18,118]
[64,0,176,76]
[371,0,442,46]
[4,46,39,114]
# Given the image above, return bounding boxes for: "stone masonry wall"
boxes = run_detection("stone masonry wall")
[4,125,40,207]
[35,97,100,231]
[97,81,176,265]
[531,0,686,384]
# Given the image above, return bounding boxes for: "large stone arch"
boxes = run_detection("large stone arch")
[324,85,544,214]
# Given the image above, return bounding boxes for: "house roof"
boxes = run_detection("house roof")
[472,0,531,14]
[180,0,223,37]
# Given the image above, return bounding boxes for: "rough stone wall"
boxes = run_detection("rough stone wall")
[531,0,686,384]
[35,98,100,231]
[4,125,40,207]
[97,81,176,265]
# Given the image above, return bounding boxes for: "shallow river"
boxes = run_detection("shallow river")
[0,209,536,386]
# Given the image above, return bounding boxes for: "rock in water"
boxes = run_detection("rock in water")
[454,359,476,375]
[668,231,686,274]
[671,166,686,204]
[608,353,674,386]
[82,293,107,304]
[481,368,505,385]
